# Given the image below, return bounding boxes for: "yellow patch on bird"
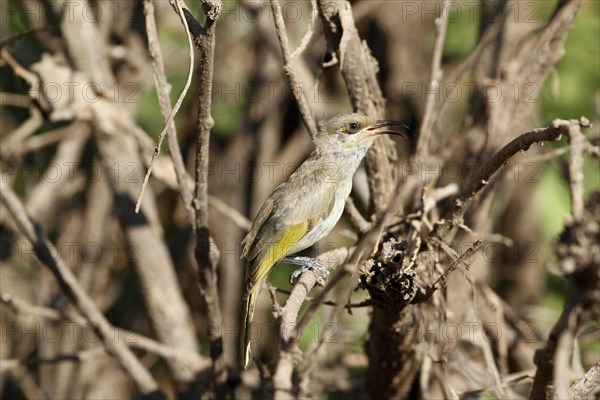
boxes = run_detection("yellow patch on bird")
[252,221,309,287]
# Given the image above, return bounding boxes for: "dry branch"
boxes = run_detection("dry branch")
[443,118,589,235]
[345,196,371,232]
[270,0,318,139]
[135,0,196,214]
[50,6,202,390]
[567,119,586,221]
[142,0,196,225]
[272,248,352,399]
[567,361,600,400]
[414,0,450,163]
[0,181,165,399]
[190,0,227,395]
[272,269,321,399]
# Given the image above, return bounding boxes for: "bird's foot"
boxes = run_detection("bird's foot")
[284,256,330,286]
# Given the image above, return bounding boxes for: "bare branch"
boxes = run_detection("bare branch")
[0,181,165,399]
[190,1,227,394]
[272,270,319,399]
[414,239,484,302]
[0,27,48,48]
[290,0,318,60]
[135,0,196,213]
[270,0,318,139]
[142,0,196,226]
[567,361,600,400]
[345,197,371,232]
[415,0,450,163]
[442,118,589,235]
[272,247,351,398]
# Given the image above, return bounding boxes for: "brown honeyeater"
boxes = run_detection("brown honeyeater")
[240,113,406,369]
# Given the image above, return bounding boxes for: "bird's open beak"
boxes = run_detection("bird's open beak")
[366,120,409,138]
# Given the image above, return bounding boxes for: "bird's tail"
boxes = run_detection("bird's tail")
[241,288,258,369]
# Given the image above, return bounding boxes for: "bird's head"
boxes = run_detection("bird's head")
[315,113,408,153]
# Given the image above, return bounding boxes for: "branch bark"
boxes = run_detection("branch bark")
[190,1,227,395]
[567,361,600,400]
[269,0,318,139]
[272,248,352,399]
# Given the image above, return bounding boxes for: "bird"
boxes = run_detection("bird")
[240,113,407,369]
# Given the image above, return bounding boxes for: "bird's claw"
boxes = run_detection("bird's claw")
[284,256,330,286]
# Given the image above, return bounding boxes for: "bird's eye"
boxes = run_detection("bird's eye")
[347,122,360,133]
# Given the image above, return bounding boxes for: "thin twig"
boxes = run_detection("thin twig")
[526,146,569,163]
[272,271,318,399]
[415,0,450,163]
[0,180,165,399]
[270,0,318,139]
[208,195,252,231]
[142,0,196,226]
[437,118,588,238]
[268,285,370,308]
[553,327,575,399]
[290,0,318,60]
[135,0,196,213]
[415,239,484,302]
[345,197,371,232]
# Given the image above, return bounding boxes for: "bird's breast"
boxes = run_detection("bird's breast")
[281,149,367,255]
[291,190,348,254]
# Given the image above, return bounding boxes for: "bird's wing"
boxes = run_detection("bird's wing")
[242,160,338,295]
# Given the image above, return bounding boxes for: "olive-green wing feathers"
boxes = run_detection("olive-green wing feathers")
[241,159,338,294]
